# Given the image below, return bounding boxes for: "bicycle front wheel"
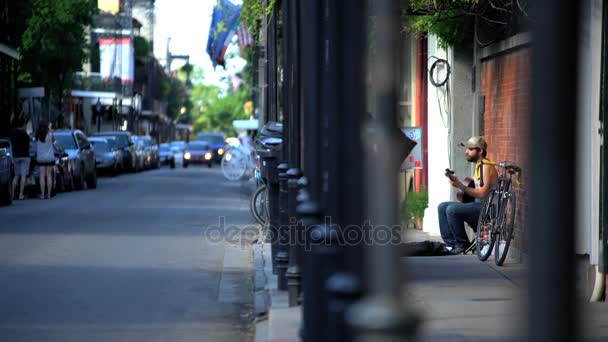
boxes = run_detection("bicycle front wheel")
[476,190,497,261]
[221,148,248,181]
[494,192,516,266]
[250,184,268,225]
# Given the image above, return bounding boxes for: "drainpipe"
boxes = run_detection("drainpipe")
[592,0,608,302]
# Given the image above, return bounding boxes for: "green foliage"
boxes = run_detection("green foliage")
[19,0,97,104]
[402,0,530,47]
[403,0,476,47]
[241,0,277,43]
[19,0,96,95]
[134,36,151,59]
[165,76,190,120]
[401,190,429,220]
[189,67,249,136]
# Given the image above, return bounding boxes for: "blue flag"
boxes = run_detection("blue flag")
[206,0,242,68]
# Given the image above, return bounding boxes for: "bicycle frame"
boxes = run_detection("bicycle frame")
[490,162,518,238]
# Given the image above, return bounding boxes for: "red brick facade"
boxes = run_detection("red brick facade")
[480,46,531,252]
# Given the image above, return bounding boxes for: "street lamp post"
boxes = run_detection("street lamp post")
[96,98,102,133]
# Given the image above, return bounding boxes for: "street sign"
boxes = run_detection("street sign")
[401,127,423,170]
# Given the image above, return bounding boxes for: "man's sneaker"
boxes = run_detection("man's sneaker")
[449,246,467,255]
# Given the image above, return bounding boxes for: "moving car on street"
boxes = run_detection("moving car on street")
[54,130,97,190]
[198,133,226,164]
[183,141,214,168]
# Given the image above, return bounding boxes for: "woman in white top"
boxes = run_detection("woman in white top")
[35,121,55,199]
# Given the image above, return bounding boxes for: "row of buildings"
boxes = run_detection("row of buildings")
[0,0,191,141]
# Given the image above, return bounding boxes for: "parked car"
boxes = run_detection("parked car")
[137,136,160,169]
[93,131,137,172]
[198,133,226,163]
[132,137,147,171]
[159,143,176,168]
[25,143,61,197]
[53,142,74,192]
[170,140,186,154]
[183,141,214,168]
[54,130,97,190]
[89,137,122,175]
[0,139,14,205]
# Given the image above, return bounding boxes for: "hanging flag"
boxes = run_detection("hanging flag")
[206,0,241,68]
[237,23,253,48]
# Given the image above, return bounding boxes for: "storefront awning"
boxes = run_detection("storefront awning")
[0,43,20,59]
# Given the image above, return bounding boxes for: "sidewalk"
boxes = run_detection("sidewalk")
[253,229,607,342]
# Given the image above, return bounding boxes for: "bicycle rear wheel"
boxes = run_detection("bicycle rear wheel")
[476,190,497,261]
[494,193,516,266]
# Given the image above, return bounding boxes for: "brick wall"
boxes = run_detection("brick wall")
[480,46,530,252]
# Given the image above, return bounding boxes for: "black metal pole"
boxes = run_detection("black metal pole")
[347,0,420,340]
[297,0,324,340]
[285,0,303,307]
[276,163,290,290]
[528,1,579,342]
[267,5,278,122]
[325,0,366,340]
[274,0,291,291]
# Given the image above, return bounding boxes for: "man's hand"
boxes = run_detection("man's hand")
[448,175,464,190]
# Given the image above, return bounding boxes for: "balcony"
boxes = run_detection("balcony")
[73,72,127,94]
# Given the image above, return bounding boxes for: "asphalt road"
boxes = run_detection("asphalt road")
[0,166,257,342]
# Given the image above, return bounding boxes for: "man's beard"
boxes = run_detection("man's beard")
[466,154,480,162]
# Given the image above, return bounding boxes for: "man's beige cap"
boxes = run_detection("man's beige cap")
[459,136,487,150]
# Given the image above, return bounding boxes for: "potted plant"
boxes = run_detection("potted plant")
[401,190,428,230]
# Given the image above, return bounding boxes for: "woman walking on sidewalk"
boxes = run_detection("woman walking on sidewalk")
[35,121,54,199]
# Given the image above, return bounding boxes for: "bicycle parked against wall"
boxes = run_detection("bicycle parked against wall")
[475,161,522,266]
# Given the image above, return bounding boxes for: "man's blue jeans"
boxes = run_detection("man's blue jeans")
[438,201,482,248]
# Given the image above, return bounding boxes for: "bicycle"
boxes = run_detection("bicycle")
[475,161,522,266]
[221,145,254,181]
[249,160,268,225]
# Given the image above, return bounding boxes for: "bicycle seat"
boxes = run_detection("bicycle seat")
[505,164,521,174]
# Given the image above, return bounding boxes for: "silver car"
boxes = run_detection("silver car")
[89,137,122,175]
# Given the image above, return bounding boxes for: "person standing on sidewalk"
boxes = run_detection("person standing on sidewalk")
[35,121,55,199]
[438,136,498,255]
[10,119,31,200]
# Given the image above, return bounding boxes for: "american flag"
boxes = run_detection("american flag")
[236,23,254,48]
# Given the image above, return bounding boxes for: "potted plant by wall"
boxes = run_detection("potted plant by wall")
[401,190,428,230]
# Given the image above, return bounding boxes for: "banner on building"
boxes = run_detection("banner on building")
[98,0,119,14]
[99,38,134,82]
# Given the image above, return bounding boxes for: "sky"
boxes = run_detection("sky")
[153,0,246,88]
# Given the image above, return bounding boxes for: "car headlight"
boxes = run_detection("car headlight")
[225,153,232,161]
[218,148,224,155]
[205,152,212,161]
[184,152,191,160]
